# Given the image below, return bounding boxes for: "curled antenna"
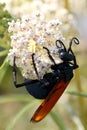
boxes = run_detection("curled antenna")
[56,40,66,51]
[68,37,79,68]
[68,37,79,53]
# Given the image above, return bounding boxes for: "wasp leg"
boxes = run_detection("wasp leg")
[13,56,38,88]
[43,47,56,65]
[32,53,40,80]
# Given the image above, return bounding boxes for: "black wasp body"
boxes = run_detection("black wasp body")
[13,37,79,99]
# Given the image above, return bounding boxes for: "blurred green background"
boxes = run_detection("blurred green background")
[0,0,87,130]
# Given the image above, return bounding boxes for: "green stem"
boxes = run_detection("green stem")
[75,69,87,130]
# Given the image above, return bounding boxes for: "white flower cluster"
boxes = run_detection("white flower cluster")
[8,11,64,79]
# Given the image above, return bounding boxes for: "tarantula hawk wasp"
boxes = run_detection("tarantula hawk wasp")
[13,37,79,122]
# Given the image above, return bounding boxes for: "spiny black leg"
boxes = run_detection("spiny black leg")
[13,56,18,87]
[32,53,40,80]
[13,56,38,88]
[43,47,56,65]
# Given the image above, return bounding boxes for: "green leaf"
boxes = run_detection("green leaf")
[0,57,9,85]
[50,111,68,130]
[6,100,37,130]
[67,91,87,98]
[0,50,9,57]
[0,94,33,103]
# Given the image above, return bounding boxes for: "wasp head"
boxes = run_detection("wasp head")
[56,37,79,63]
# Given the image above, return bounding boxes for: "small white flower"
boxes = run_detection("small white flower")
[8,11,64,79]
[8,20,15,32]
[37,36,46,45]
[32,10,44,21]
[26,29,34,38]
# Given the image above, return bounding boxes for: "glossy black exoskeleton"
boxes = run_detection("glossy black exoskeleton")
[13,37,79,99]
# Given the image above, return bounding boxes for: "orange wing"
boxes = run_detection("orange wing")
[31,80,70,122]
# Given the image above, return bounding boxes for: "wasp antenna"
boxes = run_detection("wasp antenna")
[56,40,66,51]
[68,37,79,52]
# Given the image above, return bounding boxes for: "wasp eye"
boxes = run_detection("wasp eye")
[59,50,74,61]
[58,49,65,59]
